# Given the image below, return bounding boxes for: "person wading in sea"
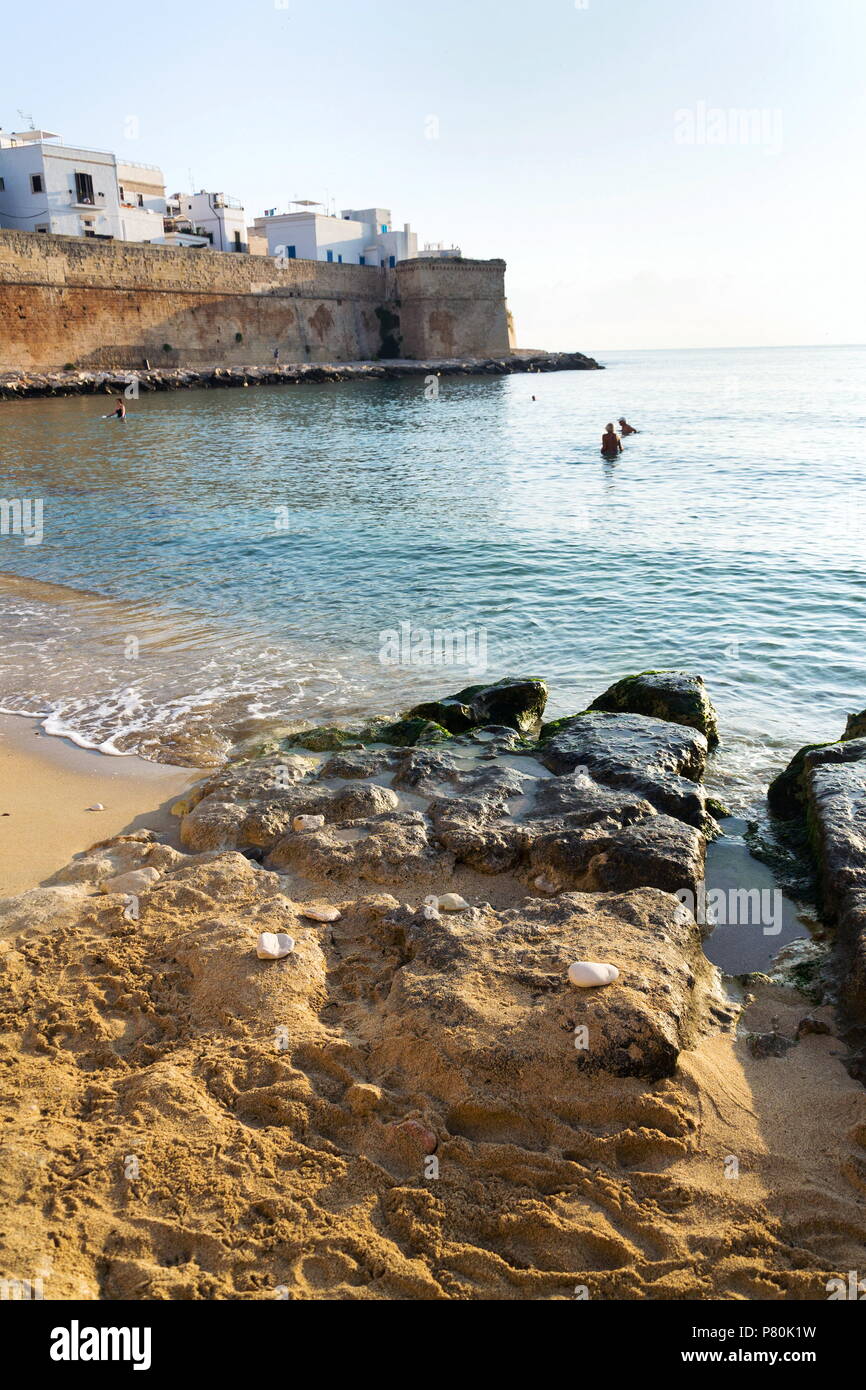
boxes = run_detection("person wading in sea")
[618,417,638,436]
[601,423,622,458]
[108,398,126,420]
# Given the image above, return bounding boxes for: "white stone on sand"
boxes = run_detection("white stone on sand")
[437,894,470,912]
[256,932,295,960]
[534,876,559,895]
[567,961,620,988]
[86,804,105,812]
[101,867,161,896]
[301,905,341,923]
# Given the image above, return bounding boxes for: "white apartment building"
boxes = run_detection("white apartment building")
[251,204,421,267]
[0,129,165,241]
[160,191,249,252]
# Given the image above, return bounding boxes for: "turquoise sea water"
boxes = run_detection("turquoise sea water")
[0,345,864,812]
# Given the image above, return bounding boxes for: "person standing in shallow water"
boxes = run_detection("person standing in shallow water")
[601,423,622,458]
[108,398,126,420]
[618,417,638,436]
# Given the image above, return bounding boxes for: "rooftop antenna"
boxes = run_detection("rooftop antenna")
[17,109,35,130]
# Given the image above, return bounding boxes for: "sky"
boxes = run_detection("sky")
[2,0,864,350]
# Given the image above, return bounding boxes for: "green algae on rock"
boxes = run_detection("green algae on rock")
[408,678,548,736]
[362,717,453,747]
[285,717,453,753]
[588,671,719,746]
[403,701,476,735]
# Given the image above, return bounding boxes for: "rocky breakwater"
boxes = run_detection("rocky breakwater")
[0,352,602,402]
[769,706,866,1046]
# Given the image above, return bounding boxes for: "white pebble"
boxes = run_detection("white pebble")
[256,932,295,960]
[293,814,325,832]
[86,803,105,812]
[534,876,559,895]
[301,905,341,923]
[101,867,161,896]
[437,894,470,912]
[567,961,620,989]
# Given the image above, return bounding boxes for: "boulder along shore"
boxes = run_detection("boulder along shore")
[1,671,865,1301]
[0,351,602,402]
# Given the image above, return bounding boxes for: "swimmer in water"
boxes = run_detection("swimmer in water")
[618,417,638,436]
[108,398,126,420]
[601,423,622,458]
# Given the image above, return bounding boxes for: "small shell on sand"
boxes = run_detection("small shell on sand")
[257,932,295,960]
[86,803,105,812]
[568,961,620,988]
[301,905,341,923]
[292,814,325,832]
[437,894,469,912]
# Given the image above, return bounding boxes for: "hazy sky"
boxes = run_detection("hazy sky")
[3,0,864,350]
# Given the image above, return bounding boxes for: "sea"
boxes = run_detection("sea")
[1,344,863,831]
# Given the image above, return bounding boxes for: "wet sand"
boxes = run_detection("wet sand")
[0,714,198,895]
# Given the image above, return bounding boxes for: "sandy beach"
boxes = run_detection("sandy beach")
[0,714,198,895]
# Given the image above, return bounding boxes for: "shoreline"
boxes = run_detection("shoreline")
[0,351,602,402]
[0,713,197,895]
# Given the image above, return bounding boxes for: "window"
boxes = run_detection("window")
[287,245,296,258]
[119,186,124,201]
[359,256,365,266]
[326,250,333,262]
[381,223,388,233]
[31,173,43,194]
[136,193,144,207]
[74,171,94,205]
[337,254,343,263]
[233,230,242,250]
[389,255,396,268]
[0,177,5,191]
[35,223,49,233]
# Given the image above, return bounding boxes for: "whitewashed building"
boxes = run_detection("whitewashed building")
[251,204,422,267]
[159,191,249,252]
[0,130,165,241]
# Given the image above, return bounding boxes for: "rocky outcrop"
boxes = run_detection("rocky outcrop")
[768,711,866,819]
[174,693,712,907]
[806,749,866,1024]
[538,711,710,829]
[0,353,603,402]
[845,709,866,740]
[371,890,717,1085]
[408,678,548,736]
[767,715,866,1030]
[588,671,719,747]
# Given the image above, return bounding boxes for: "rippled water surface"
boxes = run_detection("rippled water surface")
[0,346,864,806]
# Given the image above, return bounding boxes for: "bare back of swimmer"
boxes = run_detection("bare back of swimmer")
[601,423,622,457]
